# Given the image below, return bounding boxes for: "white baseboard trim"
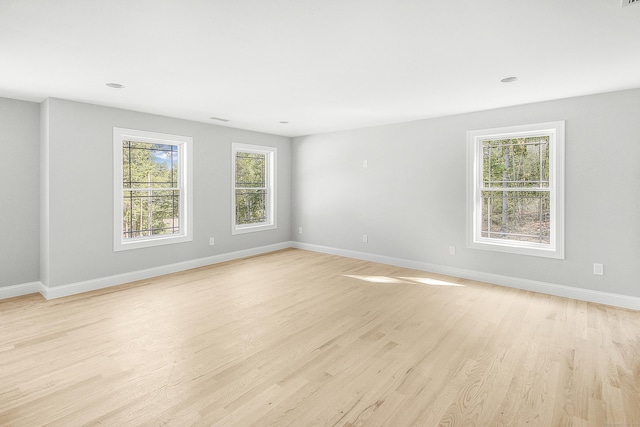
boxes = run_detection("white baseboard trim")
[4,242,639,311]
[40,242,293,300]
[292,242,640,311]
[0,281,43,300]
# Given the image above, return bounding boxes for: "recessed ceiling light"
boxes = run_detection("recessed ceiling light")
[500,76,518,83]
[209,116,230,122]
[279,121,289,124]
[105,82,125,89]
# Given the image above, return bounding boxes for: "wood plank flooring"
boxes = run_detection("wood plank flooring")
[1,248,639,426]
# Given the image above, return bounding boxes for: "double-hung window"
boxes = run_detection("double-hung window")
[232,143,277,234]
[113,128,193,251]
[467,121,565,258]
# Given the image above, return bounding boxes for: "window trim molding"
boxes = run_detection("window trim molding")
[113,127,193,251]
[231,142,277,235]
[466,121,565,259]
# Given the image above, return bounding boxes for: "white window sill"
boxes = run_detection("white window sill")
[468,238,564,259]
[232,223,277,235]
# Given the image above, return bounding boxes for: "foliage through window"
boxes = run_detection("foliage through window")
[482,136,550,243]
[467,122,564,258]
[114,128,192,251]
[122,141,180,238]
[232,143,276,234]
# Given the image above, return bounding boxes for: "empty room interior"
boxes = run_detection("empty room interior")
[1,0,640,425]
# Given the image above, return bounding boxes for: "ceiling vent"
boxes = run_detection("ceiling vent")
[621,0,640,7]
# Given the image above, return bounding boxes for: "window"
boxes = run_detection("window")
[232,143,277,234]
[467,121,564,258]
[113,128,193,251]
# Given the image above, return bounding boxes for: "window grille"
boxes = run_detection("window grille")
[235,152,268,225]
[122,141,181,239]
[481,137,550,244]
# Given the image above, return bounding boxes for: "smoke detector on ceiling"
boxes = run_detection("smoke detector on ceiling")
[621,0,639,7]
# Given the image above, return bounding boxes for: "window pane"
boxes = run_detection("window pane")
[482,137,549,188]
[481,190,550,244]
[235,189,267,225]
[123,141,179,189]
[236,152,266,188]
[123,144,131,188]
[171,149,179,188]
[123,190,180,239]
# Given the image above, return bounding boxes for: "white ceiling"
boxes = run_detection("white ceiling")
[1,0,639,137]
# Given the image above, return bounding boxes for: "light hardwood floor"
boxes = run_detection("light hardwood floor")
[1,249,639,426]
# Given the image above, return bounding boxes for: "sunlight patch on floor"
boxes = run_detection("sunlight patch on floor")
[344,275,465,287]
[399,277,465,287]
[344,275,409,284]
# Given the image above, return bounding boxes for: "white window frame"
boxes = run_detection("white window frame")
[232,143,277,234]
[466,121,565,259]
[113,127,193,251]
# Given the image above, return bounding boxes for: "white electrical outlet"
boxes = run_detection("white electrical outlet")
[363,160,368,168]
[362,234,368,243]
[209,237,215,246]
[298,227,303,234]
[449,246,456,255]
[593,263,604,275]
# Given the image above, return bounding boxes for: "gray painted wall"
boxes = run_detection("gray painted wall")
[0,97,40,287]
[43,98,291,287]
[292,89,640,298]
